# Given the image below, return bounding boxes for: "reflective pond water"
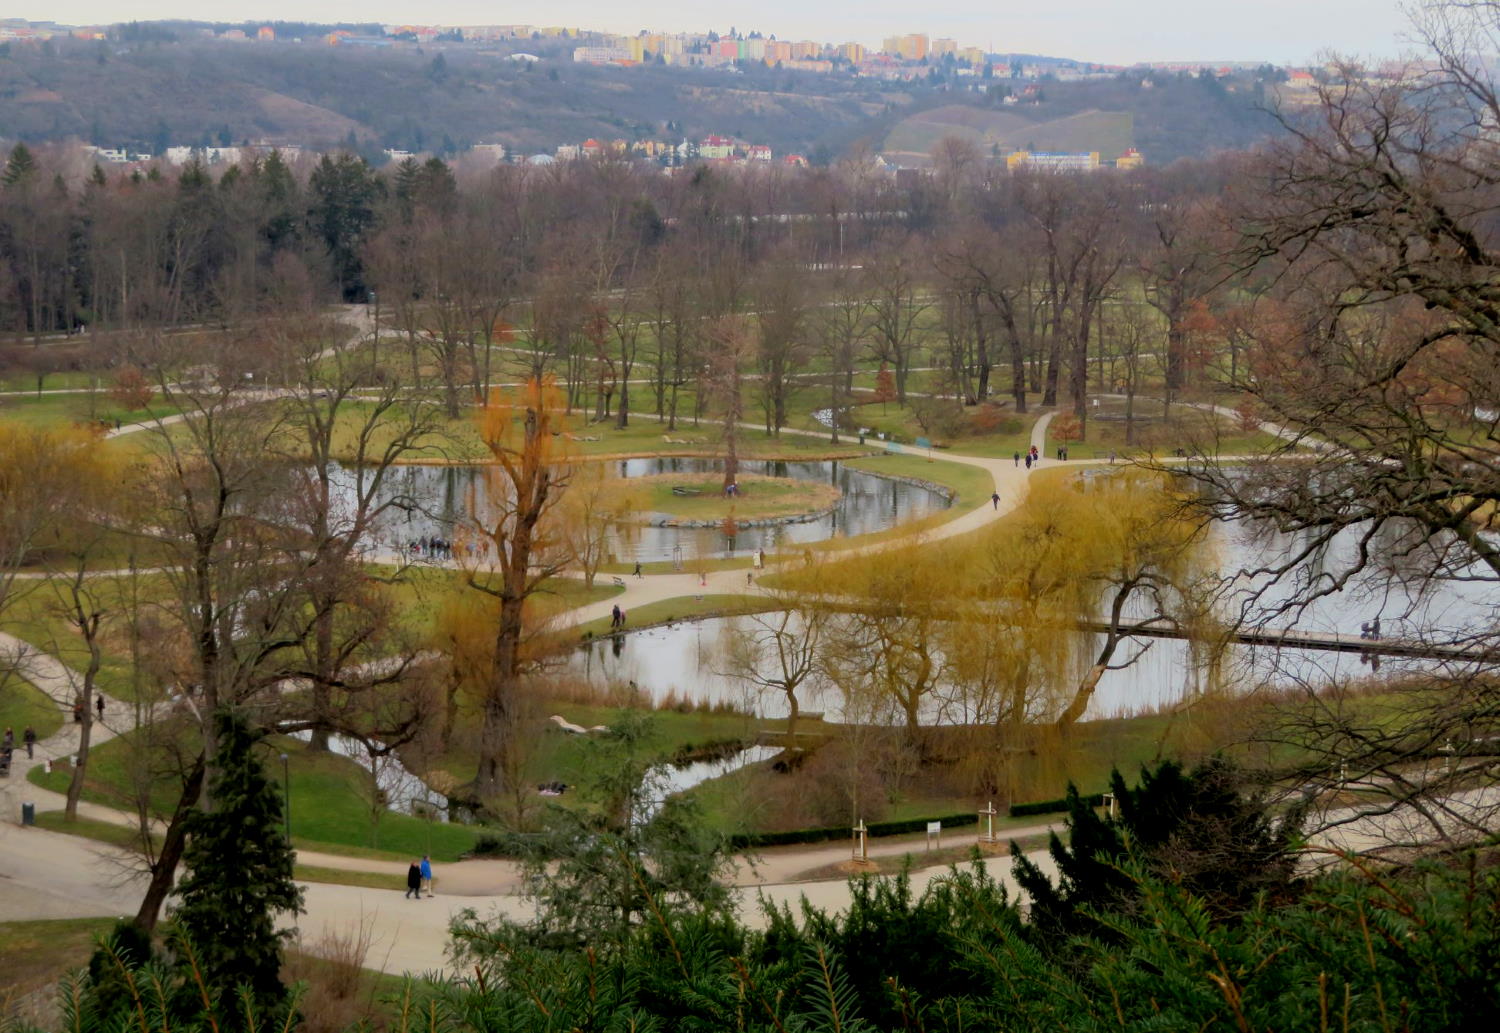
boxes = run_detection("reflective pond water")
[567,481,1498,722]
[339,457,951,563]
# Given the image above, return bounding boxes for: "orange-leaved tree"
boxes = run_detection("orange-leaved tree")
[463,376,575,803]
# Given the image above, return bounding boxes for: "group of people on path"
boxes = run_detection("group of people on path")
[1,726,38,776]
[408,536,457,561]
[610,605,629,630]
[1015,445,1044,470]
[2,725,38,759]
[404,855,434,899]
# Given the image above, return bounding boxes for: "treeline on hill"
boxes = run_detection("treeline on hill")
[0,31,1280,161]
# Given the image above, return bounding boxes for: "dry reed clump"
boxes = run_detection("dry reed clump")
[283,917,385,1033]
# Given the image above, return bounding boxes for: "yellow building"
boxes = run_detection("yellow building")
[840,42,865,63]
[931,38,957,58]
[897,34,929,61]
[1115,148,1145,169]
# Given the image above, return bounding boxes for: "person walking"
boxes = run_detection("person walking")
[632,561,643,579]
[420,854,434,897]
[1013,451,1020,467]
[1024,454,1032,470]
[96,694,106,720]
[405,860,422,899]
[23,726,35,759]
[611,605,622,630]
[991,491,1000,510]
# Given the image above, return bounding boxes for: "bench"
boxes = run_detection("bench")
[612,576,626,588]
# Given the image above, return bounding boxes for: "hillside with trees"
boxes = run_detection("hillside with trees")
[0,28,1279,163]
[0,33,902,159]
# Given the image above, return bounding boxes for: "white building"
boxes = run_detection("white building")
[163,146,242,165]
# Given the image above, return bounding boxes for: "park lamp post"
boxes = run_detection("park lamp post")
[279,752,291,843]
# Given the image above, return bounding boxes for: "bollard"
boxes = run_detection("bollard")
[21,801,35,826]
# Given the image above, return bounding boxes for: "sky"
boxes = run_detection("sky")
[25,1,1413,66]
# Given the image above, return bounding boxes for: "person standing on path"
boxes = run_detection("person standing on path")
[96,694,105,720]
[405,860,422,899]
[1024,454,1032,470]
[420,854,433,897]
[23,726,35,759]
[1013,451,1020,467]
[991,491,1000,510]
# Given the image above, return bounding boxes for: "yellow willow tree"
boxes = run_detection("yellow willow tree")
[974,469,1210,729]
[820,542,961,744]
[558,460,639,589]
[463,376,575,803]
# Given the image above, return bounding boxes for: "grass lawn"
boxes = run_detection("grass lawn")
[0,393,186,432]
[426,702,786,798]
[845,452,993,506]
[0,580,147,703]
[0,916,115,1003]
[0,674,65,742]
[622,473,840,523]
[276,400,882,467]
[33,811,154,851]
[29,729,496,863]
[1049,400,1294,459]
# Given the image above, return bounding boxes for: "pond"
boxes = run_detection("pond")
[566,486,1497,723]
[338,457,951,563]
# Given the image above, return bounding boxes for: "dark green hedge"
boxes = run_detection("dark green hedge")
[1009,793,1105,818]
[730,812,978,849]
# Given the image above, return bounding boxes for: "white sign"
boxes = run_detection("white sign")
[926,821,941,835]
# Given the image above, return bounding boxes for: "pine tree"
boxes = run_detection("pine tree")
[2,142,37,188]
[173,709,303,1024]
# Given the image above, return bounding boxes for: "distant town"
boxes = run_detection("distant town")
[0,16,1430,174]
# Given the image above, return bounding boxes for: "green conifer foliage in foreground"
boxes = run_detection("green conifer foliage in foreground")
[172,709,304,1024]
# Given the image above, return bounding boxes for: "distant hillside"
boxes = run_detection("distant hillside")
[0,33,1281,166]
[885,105,1135,163]
[0,36,904,159]
[882,74,1278,165]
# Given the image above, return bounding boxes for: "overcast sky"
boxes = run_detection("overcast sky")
[27,1,1413,65]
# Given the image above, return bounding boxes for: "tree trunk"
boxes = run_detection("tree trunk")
[64,637,103,821]
[133,756,206,933]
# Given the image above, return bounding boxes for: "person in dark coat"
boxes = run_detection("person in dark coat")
[23,726,36,759]
[405,861,423,899]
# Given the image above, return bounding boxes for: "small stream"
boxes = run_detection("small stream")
[294,731,778,825]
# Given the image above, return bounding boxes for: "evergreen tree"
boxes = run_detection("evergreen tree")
[2,142,37,188]
[173,709,303,1025]
[1012,758,1300,947]
[308,152,383,299]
